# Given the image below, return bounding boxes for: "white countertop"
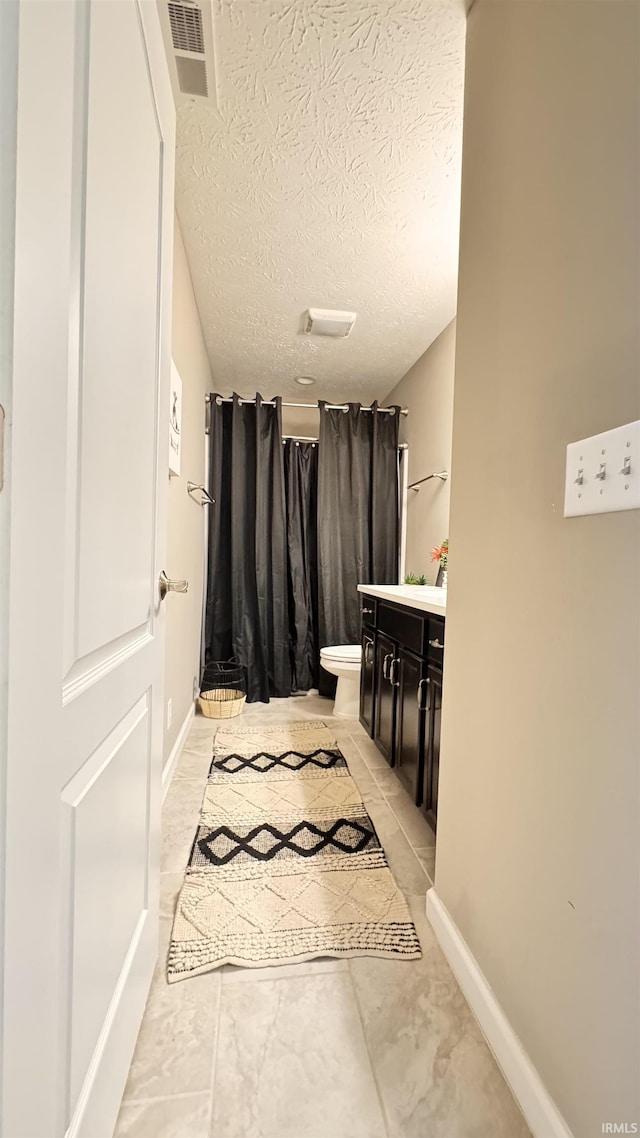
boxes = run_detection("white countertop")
[357,584,447,617]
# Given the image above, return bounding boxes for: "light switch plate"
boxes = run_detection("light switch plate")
[564,420,640,517]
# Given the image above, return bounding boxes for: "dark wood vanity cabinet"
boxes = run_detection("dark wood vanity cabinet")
[359,628,375,736]
[359,596,377,735]
[374,632,396,765]
[422,662,442,830]
[359,593,444,832]
[394,648,427,800]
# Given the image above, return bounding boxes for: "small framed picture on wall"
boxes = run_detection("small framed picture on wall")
[169,361,182,476]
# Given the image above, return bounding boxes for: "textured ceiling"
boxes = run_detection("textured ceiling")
[175,0,466,403]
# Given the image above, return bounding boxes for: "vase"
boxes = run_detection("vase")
[436,565,448,588]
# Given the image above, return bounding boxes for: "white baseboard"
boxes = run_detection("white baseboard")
[161,703,195,801]
[426,888,573,1138]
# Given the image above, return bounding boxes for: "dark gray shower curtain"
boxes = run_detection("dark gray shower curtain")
[206,395,399,702]
[284,440,319,692]
[317,402,400,665]
[205,393,290,703]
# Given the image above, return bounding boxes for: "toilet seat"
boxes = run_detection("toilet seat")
[320,644,361,664]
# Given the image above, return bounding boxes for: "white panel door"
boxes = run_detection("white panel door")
[2,3,175,1136]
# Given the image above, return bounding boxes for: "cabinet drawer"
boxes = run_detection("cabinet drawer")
[378,603,426,655]
[427,617,445,666]
[360,594,377,629]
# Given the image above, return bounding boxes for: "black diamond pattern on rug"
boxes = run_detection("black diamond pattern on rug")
[210,748,346,774]
[194,817,376,866]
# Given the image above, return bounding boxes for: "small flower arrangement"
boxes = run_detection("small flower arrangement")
[431,538,448,586]
[431,538,448,569]
[404,573,427,585]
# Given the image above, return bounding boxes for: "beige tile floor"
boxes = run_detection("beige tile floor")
[115,695,530,1138]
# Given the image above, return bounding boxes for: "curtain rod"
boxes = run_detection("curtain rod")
[282,435,408,448]
[205,395,408,416]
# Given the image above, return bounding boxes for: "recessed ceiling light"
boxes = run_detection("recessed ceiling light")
[295,376,315,386]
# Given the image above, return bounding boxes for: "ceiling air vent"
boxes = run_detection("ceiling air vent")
[175,56,208,98]
[303,309,358,338]
[167,1,205,53]
[159,0,218,106]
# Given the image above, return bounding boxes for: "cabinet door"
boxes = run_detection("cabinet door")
[422,663,443,832]
[360,594,376,630]
[395,649,426,803]
[374,633,396,765]
[359,629,376,736]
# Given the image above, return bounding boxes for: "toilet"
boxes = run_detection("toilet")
[319,644,362,719]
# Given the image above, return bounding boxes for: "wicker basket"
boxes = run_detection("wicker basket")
[199,658,247,719]
[198,687,246,719]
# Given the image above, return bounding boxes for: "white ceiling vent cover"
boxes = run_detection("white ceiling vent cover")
[159,0,218,106]
[303,309,357,338]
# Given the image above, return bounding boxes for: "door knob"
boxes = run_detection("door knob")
[159,570,189,601]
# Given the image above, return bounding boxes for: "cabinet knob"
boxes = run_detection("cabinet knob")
[429,639,444,650]
[390,657,400,687]
[416,677,427,708]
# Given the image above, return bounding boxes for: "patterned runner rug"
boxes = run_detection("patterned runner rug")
[167,721,421,980]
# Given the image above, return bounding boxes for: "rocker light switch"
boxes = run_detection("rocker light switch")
[564,420,640,517]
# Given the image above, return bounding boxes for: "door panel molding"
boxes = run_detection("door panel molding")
[61,696,151,1120]
[62,623,152,705]
[62,0,91,678]
[66,909,151,1138]
[70,0,164,663]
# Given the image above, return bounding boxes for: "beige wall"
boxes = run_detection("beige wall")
[385,320,455,582]
[436,3,640,1136]
[281,403,320,439]
[164,219,212,761]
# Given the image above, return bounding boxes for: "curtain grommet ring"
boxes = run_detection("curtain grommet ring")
[215,396,223,406]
